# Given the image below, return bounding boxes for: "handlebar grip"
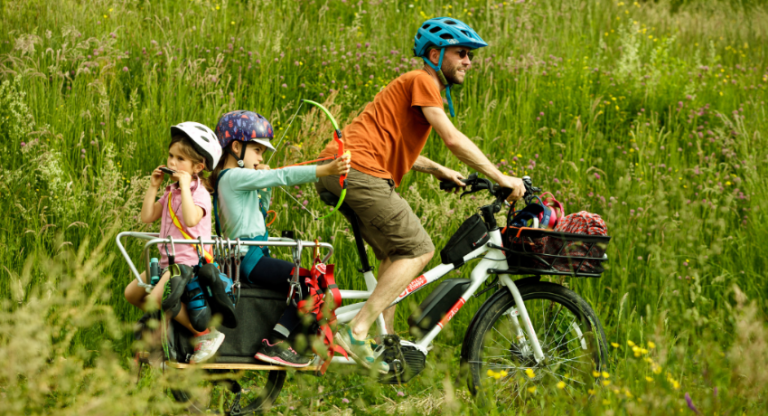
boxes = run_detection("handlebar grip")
[439,179,468,191]
[497,186,513,201]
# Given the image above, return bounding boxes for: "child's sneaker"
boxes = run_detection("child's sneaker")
[334,325,390,374]
[190,328,225,364]
[254,339,312,368]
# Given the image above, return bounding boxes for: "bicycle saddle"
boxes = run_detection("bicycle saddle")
[318,191,356,218]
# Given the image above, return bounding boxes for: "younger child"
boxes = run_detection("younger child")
[212,110,350,367]
[124,122,225,364]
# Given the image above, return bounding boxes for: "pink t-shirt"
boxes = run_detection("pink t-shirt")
[157,178,212,268]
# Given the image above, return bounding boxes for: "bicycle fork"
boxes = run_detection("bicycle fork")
[499,274,546,364]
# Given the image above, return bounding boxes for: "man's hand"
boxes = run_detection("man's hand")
[433,166,466,192]
[498,175,526,202]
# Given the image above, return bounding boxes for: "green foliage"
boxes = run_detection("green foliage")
[1,0,767,414]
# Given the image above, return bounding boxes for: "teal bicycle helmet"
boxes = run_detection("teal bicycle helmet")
[413,17,487,117]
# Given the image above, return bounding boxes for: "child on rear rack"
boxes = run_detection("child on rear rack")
[124,122,225,364]
[211,110,350,368]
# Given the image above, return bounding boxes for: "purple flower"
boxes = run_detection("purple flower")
[397,391,405,397]
[300,83,306,88]
[342,398,350,404]
[281,83,287,88]
[539,112,544,116]
[20,142,26,147]
[319,93,325,97]
[81,149,86,154]
[685,393,700,414]
[110,32,116,38]
[122,66,129,72]
[594,173,601,179]
[369,74,374,79]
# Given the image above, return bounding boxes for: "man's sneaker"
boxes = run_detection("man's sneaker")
[254,339,312,368]
[190,328,225,364]
[334,326,390,374]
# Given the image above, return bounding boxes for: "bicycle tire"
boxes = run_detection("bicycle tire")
[171,369,286,415]
[463,281,607,406]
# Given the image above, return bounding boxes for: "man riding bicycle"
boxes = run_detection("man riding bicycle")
[315,17,526,373]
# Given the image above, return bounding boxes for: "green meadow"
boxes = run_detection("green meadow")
[1,0,767,414]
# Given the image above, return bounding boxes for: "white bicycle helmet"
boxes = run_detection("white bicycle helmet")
[170,122,222,171]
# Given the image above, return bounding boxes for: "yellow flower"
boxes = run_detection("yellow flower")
[648,341,656,349]
[487,369,496,377]
[726,181,732,186]
[602,372,610,379]
[611,342,620,348]
[602,399,611,405]
[525,368,536,379]
[557,381,566,389]
[592,370,601,378]
[628,340,636,347]
[527,386,536,393]
[602,380,611,386]
[588,389,596,395]
[646,376,653,382]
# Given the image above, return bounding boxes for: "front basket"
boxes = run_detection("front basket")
[501,227,610,277]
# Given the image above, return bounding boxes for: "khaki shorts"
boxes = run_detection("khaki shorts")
[315,166,434,261]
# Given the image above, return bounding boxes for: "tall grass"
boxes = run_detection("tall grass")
[1,0,767,414]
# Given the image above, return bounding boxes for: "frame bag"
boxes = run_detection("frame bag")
[440,214,490,266]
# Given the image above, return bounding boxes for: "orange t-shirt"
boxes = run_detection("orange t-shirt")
[319,70,443,187]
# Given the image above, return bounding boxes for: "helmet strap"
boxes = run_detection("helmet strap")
[226,143,247,168]
[422,48,456,117]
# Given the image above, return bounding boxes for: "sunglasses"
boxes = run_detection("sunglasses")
[457,49,475,61]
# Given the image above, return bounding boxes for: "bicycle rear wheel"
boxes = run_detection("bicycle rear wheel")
[171,369,285,414]
[464,281,607,407]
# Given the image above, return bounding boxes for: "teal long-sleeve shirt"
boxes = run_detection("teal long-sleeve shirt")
[216,166,318,255]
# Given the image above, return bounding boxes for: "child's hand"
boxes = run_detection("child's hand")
[256,163,271,171]
[150,167,165,189]
[173,170,193,189]
[317,152,351,178]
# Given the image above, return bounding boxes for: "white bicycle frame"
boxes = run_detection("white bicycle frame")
[333,227,546,365]
[116,229,546,366]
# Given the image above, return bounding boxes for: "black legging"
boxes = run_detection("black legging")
[247,256,309,334]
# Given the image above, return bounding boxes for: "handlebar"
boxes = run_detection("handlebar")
[439,173,542,204]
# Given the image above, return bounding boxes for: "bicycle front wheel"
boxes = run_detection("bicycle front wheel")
[465,281,608,406]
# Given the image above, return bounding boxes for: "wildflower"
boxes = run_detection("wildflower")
[281,83,287,88]
[685,393,700,414]
[342,398,350,404]
[397,391,405,397]
[592,371,601,378]
[601,372,609,379]
[588,389,596,395]
[123,67,129,72]
[646,376,653,382]
[557,381,566,389]
[594,173,601,179]
[527,386,536,393]
[602,380,611,386]
[611,342,619,348]
[20,142,26,147]
[525,368,535,379]
[628,340,636,347]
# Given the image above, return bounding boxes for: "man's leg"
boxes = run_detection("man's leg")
[350,250,434,340]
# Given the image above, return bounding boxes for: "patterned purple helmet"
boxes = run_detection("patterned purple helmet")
[215,110,276,151]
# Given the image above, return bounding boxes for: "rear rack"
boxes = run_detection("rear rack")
[116,232,333,291]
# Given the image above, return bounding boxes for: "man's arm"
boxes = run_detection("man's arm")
[421,106,525,200]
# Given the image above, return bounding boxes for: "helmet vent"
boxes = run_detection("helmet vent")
[429,26,441,33]
[416,33,422,39]
[439,33,455,40]
[445,20,457,25]
[462,30,470,37]
[194,126,211,141]
[422,23,431,29]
